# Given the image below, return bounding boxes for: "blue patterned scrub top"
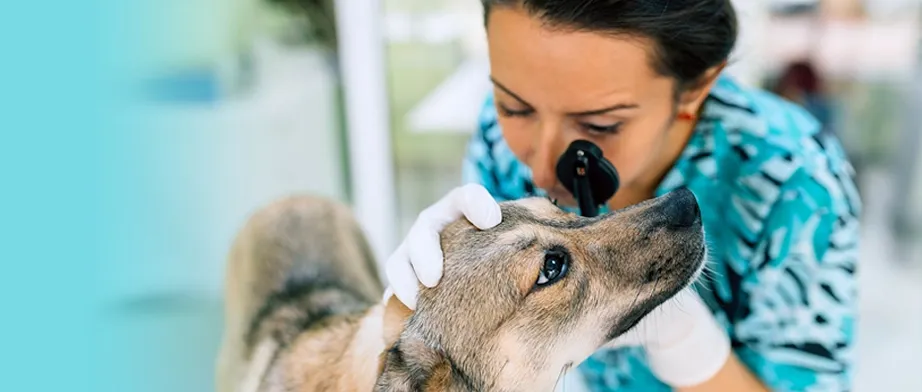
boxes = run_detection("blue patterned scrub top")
[461,74,862,391]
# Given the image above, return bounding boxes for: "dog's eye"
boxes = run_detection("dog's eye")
[536,247,570,287]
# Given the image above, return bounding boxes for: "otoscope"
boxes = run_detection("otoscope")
[555,140,621,217]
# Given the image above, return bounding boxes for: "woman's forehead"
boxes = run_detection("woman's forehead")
[486,8,671,109]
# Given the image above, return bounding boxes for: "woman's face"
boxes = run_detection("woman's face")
[486,7,713,207]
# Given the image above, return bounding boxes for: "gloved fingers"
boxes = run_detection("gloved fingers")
[655,287,708,323]
[384,184,502,309]
[406,222,447,288]
[399,206,452,290]
[644,288,730,387]
[417,184,500,230]
[406,184,502,288]
[602,288,707,350]
[415,197,460,232]
[638,288,709,349]
[384,243,420,310]
[454,183,502,230]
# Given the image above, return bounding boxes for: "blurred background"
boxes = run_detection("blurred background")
[101,0,922,391]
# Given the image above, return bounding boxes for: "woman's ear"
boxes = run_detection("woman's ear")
[677,62,727,114]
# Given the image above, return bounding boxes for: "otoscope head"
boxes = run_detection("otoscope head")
[555,140,621,217]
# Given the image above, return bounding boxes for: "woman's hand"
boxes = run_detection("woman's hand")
[383,184,502,310]
[605,288,734,389]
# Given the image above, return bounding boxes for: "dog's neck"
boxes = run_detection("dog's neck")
[325,299,426,391]
[373,334,573,392]
[313,304,390,392]
[365,296,576,392]
[370,296,486,391]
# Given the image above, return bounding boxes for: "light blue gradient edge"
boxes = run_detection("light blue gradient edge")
[0,1,215,391]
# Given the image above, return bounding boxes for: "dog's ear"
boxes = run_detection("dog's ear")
[382,292,413,349]
[376,292,414,380]
[374,294,459,391]
[373,338,454,392]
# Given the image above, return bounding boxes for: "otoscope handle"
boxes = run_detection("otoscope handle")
[573,153,599,217]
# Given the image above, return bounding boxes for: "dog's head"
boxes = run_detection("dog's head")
[376,188,707,392]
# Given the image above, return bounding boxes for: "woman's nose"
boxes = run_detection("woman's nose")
[529,121,564,192]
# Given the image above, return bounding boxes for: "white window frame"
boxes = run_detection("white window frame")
[334,0,398,277]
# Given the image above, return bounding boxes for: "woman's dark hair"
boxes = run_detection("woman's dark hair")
[482,0,738,91]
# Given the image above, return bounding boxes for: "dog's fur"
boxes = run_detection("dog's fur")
[216,188,706,392]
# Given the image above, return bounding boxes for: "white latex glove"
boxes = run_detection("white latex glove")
[383,184,502,310]
[605,287,731,388]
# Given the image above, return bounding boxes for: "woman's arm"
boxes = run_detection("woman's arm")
[677,353,769,392]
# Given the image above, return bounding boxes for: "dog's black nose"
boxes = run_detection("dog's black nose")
[662,188,700,229]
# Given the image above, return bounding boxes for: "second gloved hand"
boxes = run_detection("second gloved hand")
[383,184,502,310]
[604,287,731,388]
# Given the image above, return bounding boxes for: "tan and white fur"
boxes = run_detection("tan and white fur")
[216,188,707,392]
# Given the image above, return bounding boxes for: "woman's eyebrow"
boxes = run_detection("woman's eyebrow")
[490,77,533,107]
[491,77,639,115]
[567,103,639,116]
[491,76,639,116]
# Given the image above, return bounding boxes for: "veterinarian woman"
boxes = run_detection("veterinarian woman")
[384,1,862,391]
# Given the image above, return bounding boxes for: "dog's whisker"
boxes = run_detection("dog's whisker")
[700,272,721,283]
[646,277,661,343]
[675,298,692,316]
[625,283,645,335]
[701,263,722,279]
[694,271,719,292]
[489,358,510,391]
[553,362,573,392]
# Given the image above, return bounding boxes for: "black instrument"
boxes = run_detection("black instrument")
[555,140,620,217]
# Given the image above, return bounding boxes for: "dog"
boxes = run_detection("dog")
[215,187,706,392]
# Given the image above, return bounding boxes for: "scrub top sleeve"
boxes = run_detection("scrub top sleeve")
[731,169,860,392]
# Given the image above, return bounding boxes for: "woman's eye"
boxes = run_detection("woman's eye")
[581,122,623,135]
[498,104,534,118]
[536,247,571,287]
